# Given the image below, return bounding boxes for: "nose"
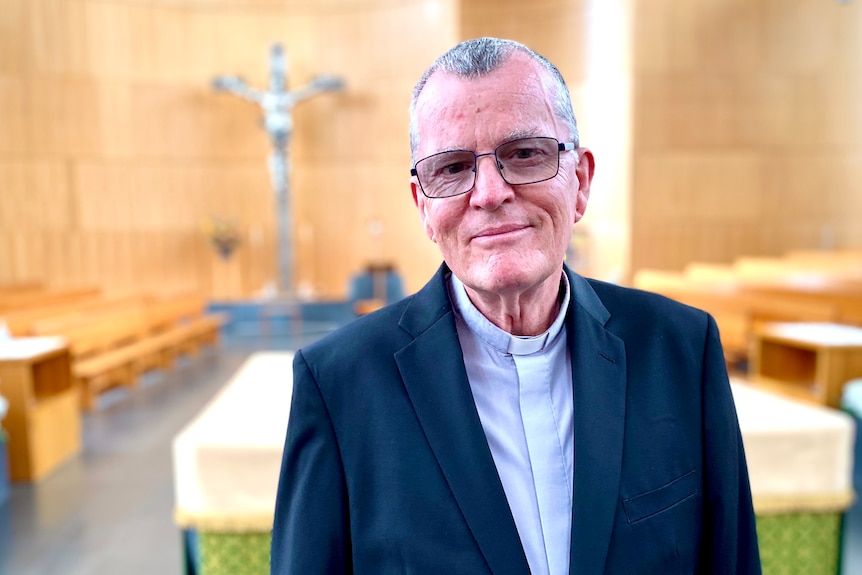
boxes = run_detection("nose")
[469,152,514,209]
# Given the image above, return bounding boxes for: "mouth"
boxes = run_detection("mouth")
[472,224,529,242]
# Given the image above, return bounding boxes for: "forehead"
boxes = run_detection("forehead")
[414,55,562,153]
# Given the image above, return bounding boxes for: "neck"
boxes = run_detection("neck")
[463,272,564,336]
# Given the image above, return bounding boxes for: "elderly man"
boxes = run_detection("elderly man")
[271,38,761,575]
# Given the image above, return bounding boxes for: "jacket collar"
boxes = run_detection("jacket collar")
[395,264,531,574]
[564,267,627,575]
[395,264,627,575]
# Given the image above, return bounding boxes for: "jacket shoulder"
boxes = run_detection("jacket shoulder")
[298,295,415,365]
[585,277,712,335]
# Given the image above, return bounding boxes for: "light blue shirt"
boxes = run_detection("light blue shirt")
[448,273,574,575]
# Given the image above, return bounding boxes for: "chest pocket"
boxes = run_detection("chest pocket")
[622,470,698,524]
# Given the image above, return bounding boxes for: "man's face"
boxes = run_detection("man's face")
[411,53,594,299]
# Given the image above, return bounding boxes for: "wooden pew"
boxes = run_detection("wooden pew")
[742,280,862,327]
[0,281,44,294]
[632,269,752,360]
[28,292,226,411]
[632,267,842,363]
[8,293,150,337]
[0,287,100,314]
[61,308,152,410]
[634,252,862,376]
[733,255,862,285]
[727,254,861,326]
[143,292,226,362]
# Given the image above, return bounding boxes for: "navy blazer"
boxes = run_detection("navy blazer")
[271,264,761,574]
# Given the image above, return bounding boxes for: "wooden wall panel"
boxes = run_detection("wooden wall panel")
[0,76,26,154]
[0,0,25,74]
[8,0,858,298]
[0,161,72,230]
[460,0,633,283]
[0,0,458,299]
[631,0,862,275]
[288,2,458,296]
[461,0,589,84]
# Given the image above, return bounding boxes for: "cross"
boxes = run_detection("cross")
[213,43,344,295]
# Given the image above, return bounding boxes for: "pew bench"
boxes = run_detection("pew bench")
[1,293,146,337]
[0,287,100,315]
[32,295,225,411]
[632,266,852,365]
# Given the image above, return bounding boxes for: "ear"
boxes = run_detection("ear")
[573,148,595,222]
[411,180,436,243]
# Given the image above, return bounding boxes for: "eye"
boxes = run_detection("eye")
[422,151,475,178]
[439,160,472,176]
[501,143,548,164]
[512,146,542,159]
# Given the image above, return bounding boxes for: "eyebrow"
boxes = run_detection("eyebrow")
[501,128,542,142]
[429,128,545,155]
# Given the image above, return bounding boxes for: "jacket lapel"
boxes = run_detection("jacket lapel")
[565,270,627,575]
[395,265,531,575]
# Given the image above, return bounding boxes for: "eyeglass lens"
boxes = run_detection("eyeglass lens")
[415,137,562,198]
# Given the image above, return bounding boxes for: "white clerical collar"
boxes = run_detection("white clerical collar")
[449,271,570,356]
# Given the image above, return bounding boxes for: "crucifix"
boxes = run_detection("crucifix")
[213,44,344,295]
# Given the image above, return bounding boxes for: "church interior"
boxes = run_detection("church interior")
[1,0,862,573]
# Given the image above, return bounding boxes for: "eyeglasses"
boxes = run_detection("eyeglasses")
[411,137,576,199]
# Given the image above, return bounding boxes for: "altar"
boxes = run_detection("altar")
[733,381,856,574]
[172,352,294,575]
[172,355,856,575]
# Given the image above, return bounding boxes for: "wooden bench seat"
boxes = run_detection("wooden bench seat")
[1,293,147,337]
[144,292,226,358]
[634,250,862,369]
[0,287,100,314]
[632,266,845,364]
[0,282,44,294]
[29,293,226,411]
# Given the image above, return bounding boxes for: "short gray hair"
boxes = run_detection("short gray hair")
[409,37,579,163]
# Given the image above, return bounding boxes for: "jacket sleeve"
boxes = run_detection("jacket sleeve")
[270,350,352,574]
[699,315,762,574]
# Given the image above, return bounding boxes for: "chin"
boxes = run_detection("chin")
[471,263,547,295]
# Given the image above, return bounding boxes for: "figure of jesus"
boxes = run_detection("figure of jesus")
[213,44,344,294]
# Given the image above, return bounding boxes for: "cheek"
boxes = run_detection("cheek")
[425,220,437,243]
[541,182,577,223]
[553,174,580,222]
[423,207,449,244]
[424,203,462,241]
[417,198,436,242]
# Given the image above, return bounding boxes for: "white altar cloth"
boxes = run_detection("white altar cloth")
[172,352,294,530]
[731,380,855,513]
[172,354,856,531]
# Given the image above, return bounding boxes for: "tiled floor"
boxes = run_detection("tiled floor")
[0,325,861,575]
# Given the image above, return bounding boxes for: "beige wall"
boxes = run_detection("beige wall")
[0,0,456,298]
[631,0,862,275]
[461,0,633,283]
[3,0,860,299]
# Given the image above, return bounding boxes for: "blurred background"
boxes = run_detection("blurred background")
[1,0,861,574]
[2,0,856,299]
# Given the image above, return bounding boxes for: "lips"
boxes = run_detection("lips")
[472,224,529,240]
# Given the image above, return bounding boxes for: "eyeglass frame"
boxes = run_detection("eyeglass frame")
[410,136,577,199]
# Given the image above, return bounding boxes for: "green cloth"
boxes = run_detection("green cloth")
[756,512,842,575]
[194,511,844,575]
[199,532,270,575]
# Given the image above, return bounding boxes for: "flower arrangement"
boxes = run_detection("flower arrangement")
[202,216,242,260]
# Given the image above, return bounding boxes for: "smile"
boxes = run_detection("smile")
[472,225,529,242]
